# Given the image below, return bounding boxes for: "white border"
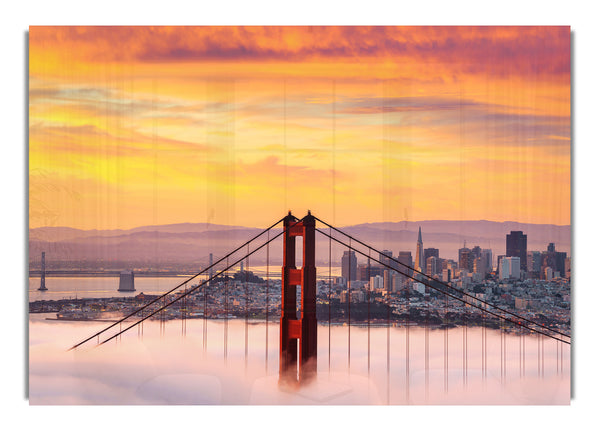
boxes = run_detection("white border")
[4,1,598,429]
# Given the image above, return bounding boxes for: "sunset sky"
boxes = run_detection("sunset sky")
[28,26,571,230]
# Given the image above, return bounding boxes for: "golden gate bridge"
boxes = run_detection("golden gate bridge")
[68,211,571,402]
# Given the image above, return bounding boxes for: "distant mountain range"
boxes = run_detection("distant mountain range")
[29,220,571,269]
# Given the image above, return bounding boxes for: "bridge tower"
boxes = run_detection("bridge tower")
[280,211,317,385]
[38,251,47,291]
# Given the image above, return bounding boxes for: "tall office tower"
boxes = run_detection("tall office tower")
[441,268,452,282]
[528,250,540,273]
[443,259,458,278]
[379,250,395,270]
[506,231,527,271]
[397,251,413,280]
[341,250,357,282]
[481,249,493,274]
[473,257,485,275]
[426,256,442,278]
[424,248,439,261]
[499,256,520,280]
[358,264,383,281]
[527,251,542,276]
[38,252,47,291]
[496,255,505,273]
[459,245,473,272]
[415,227,424,272]
[391,272,403,293]
[383,269,392,293]
[509,257,521,279]
[369,275,383,291]
[541,243,567,277]
[556,251,567,277]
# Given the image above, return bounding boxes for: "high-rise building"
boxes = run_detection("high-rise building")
[415,227,424,272]
[481,249,493,274]
[499,256,520,280]
[527,251,542,277]
[383,269,394,292]
[358,263,383,281]
[509,257,521,279]
[426,256,442,278]
[392,272,404,293]
[342,250,357,282]
[473,257,485,275]
[459,246,473,272]
[396,251,412,282]
[424,248,439,261]
[441,268,452,282]
[541,243,567,277]
[506,231,527,271]
[369,275,383,291]
[556,251,567,277]
[379,250,397,270]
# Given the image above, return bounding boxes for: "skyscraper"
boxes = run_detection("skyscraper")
[397,251,413,281]
[426,256,442,277]
[379,250,395,270]
[527,251,541,276]
[459,246,473,272]
[424,247,439,261]
[481,249,493,274]
[499,256,520,280]
[341,250,357,282]
[541,243,567,278]
[358,264,383,281]
[415,227,424,272]
[506,231,527,271]
[473,257,485,275]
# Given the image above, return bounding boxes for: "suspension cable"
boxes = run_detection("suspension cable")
[69,216,287,351]
[71,217,302,350]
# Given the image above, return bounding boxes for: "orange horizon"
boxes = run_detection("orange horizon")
[29,26,571,230]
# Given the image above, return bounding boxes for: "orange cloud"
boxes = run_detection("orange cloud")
[28,26,571,229]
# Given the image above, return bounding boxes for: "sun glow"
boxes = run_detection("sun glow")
[29,26,571,229]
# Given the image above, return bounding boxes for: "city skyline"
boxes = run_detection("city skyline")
[29,26,571,231]
[29,211,572,405]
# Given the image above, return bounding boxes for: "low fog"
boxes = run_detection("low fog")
[29,315,570,405]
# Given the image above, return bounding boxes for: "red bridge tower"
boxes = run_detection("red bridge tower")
[280,211,317,385]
